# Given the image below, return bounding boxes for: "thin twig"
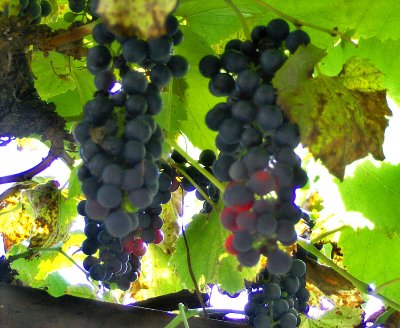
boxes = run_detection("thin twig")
[252,0,357,46]
[181,224,208,317]
[41,21,97,50]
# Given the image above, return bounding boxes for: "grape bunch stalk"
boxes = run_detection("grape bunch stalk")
[73,3,188,290]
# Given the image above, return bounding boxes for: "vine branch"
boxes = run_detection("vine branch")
[251,0,357,46]
[297,238,400,312]
[0,148,58,185]
[40,21,97,51]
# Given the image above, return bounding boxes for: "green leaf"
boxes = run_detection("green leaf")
[274,45,390,179]
[59,197,78,229]
[156,91,187,141]
[66,284,97,300]
[147,244,181,296]
[341,1,400,40]
[218,255,245,294]
[338,228,400,304]
[178,0,342,48]
[338,161,400,235]
[322,38,400,103]
[32,271,69,297]
[49,89,83,120]
[178,0,250,45]
[169,202,256,292]
[67,165,82,199]
[31,52,76,100]
[173,27,218,151]
[299,306,363,327]
[169,210,226,290]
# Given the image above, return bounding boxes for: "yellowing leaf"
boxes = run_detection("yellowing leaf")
[299,306,363,327]
[22,181,72,248]
[97,0,178,39]
[274,45,391,179]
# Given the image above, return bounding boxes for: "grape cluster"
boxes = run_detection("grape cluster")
[0,256,16,284]
[200,19,310,271]
[67,0,97,14]
[3,0,52,23]
[168,148,219,213]
[73,6,188,288]
[245,259,309,328]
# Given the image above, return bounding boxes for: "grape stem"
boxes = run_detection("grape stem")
[171,162,215,206]
[164,306,246,327]
[224,0,251,40]
[164,138,225,192]
[181,223,208,317]
[311,225,349,244]
[250,0,357,46]
[164,305,197,328]
[374,278,400,294]
[297,238,400,312]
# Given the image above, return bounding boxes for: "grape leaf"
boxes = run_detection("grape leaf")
[66,284,97,300]
[32,271,69,297]
[31,52,76,100]
[67,165,82,200]
[338,161,400,235]
[97,0,177,38]
[342,0,400,41]
[299,306,363,327]
[158,191,181,256]
[321,37,400,104]
[177,0,345,49]
[173,27,218,151]
[169,202,256,293]
[156,92,187,142]
[274,45,391,179]
[22,181,70,248]
[169,209,226,290]
[338,228,400,304]
[140,245,181,299]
